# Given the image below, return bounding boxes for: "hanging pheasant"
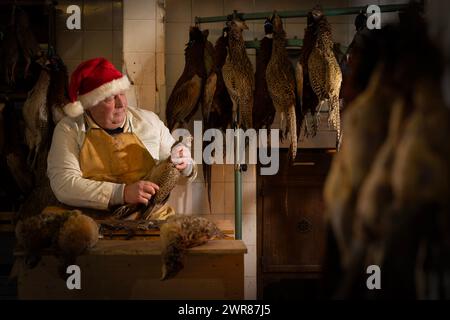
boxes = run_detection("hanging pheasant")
[323,5,450,298]
[298,10,320,138]
[47,56,70,125]
[307,6,342,142]
[22,69,51,169]
[324,65,396,265]
[341,11,371,106]
[253,18,276,131]
[166,26,206,132]
[210,27,233,132]
[266,13,298,161]
[222,18,254,130]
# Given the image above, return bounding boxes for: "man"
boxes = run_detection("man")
[15,58,197,271]
[47,57,196,216]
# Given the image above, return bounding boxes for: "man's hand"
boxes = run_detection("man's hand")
[124,181,160,205]
[171,143,193,173]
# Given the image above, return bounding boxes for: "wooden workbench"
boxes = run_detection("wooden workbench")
[14,239,247,300]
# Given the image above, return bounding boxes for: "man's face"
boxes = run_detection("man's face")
[88,93,128,129]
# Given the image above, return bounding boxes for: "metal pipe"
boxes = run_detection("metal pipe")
[234,114,242,240]
[234,165,242,240]
[245,38,304,49]
[195,3,411,24]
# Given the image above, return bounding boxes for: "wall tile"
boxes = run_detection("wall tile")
[167,184,188,213]
[245,277,257,300]
[166,0,192,23]
[64,59,82,75]
[56,31,83,61]
[192,0,224,18]
[124,0,156,20]
[84,0,113,30]
[201,23,226,46]
[188,181,225,215]
[83,30,113,60]
[125,85,139,108]
[124,52,156,87]
[165,23,191,54]
[113,30,123,62]
[224,0,255,14]
[155,52,166,88]
[113,0,123,30]
[244,244,257,277]
[254,0,281,12]
[137,84,156,111]
[165,53,185,88]
[223,181,256,215]
[124,19,156,52]
[243,214,257,246]
[285,23,306,39]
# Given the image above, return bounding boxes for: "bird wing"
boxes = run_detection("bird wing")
[202,72,217,122]
[295,61,304,107]
[308,47,328,101]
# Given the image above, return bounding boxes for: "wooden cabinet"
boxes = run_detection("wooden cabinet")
[257,149,334,299]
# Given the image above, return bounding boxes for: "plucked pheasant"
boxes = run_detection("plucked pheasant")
[266,13,298,161]
[222,18,254,130]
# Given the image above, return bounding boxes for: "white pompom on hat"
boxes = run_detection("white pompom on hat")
[64,57,131,117]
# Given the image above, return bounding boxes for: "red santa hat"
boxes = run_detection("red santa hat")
[64,57,131,117]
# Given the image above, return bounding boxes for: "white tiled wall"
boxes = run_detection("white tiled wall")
[55,0,123,76]
[123,0,165,113]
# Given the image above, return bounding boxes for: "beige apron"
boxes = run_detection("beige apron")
[46,114,174,220]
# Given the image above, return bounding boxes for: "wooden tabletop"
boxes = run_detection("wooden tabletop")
[14,239,248,256]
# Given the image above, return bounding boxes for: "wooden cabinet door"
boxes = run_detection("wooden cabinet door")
[257,149,334,299]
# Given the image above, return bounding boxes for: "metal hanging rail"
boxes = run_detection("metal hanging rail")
[195,3,412,24]
[245,38,303,50]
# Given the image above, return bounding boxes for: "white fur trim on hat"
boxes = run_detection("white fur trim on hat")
[79,75,131,109]
[63,100,84,118]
